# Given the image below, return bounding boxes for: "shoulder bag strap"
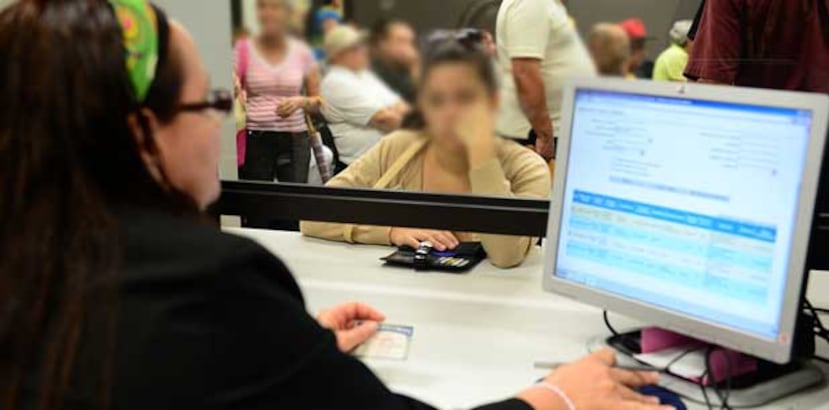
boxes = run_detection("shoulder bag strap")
[373,137,428,190]
[237,38,250,87]
[341,136,427,242]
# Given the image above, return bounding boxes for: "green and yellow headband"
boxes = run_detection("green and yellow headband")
[108,0,163,102]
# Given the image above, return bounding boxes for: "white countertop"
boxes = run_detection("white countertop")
[226,228,829,410]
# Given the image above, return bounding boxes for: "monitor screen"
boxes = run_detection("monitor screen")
[554,89,814,341]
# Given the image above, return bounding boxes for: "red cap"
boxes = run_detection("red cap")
[619,18,648,40]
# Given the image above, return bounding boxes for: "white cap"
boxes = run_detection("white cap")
[324,25,367,59]
[669,20,694,45]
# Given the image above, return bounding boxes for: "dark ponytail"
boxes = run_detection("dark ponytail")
[403,37,498,130]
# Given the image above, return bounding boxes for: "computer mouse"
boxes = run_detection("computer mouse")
[639,386,687,410]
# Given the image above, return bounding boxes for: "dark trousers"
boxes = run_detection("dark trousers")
[240,130,311,183]
[239,130,311,231]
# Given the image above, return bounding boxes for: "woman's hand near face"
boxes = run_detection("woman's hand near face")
[389,228,460,251]
[456,100,497,169]
[517,349,672,410]
[317,302,386,353]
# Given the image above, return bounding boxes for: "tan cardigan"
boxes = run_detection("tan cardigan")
[300,130,551,268]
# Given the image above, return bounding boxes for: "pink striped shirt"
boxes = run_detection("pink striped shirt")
[235,37,316,133]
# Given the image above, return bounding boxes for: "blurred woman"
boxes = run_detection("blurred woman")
[301,40,552,268]
[235,0,321,183]
[0,1,669,409]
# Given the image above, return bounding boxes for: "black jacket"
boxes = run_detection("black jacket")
[104,207,531,410]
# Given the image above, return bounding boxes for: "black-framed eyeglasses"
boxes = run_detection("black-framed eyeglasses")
[177,89,233,116]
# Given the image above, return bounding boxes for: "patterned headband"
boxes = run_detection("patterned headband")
[108,0,159,102]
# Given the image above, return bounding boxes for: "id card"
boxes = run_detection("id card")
[353,324,414,361]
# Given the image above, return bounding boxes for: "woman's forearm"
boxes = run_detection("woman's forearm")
[300,221,392,246]
[478,234,534,268]
[466,158,535,268]
[304,96,322,114]
[305,67,322,114]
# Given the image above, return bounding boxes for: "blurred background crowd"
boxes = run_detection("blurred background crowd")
[229,0,707,188]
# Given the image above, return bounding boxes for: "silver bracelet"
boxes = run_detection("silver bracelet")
[537,382,576,410]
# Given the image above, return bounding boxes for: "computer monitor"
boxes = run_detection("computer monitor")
[543,79,829,365]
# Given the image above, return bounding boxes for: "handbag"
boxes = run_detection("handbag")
[235,105,247,168]
[306,113,332,183]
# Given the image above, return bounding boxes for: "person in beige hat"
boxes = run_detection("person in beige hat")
[320,25,410,165]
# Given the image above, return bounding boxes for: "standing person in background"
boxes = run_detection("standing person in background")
[588,23,631,77]
[684,0,828,93]
[619,18,650,79]
[495,0,596,161]
[235,0,322,184]
[652,20,693,82]
[370,19,421,103]
[321,25,410,165]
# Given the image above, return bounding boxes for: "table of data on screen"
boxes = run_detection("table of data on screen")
[565,190,776,304]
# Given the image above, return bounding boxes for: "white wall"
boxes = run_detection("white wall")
[242,0,261,35]
[153,0,238,180]
[240,0,313,35]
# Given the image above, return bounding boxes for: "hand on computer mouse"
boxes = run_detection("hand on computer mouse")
[317,302,386,353]
[389,228,459,251]
[516,349,673,410]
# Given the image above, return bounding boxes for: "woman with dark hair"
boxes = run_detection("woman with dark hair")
[302,39,550,268]
[0,1,670,409]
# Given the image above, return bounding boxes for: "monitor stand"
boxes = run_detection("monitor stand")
[587,331,825,408]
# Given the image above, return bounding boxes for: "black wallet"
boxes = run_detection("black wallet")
[381,242,487,273]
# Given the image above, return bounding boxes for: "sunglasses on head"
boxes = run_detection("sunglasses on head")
[177,89,233,116]
[426,28,485,48]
